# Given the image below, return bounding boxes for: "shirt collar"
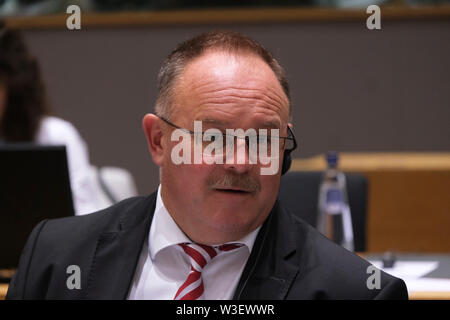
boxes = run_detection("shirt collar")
[149,184,261,260]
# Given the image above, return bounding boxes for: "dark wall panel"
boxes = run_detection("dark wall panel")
[22,20,450,195]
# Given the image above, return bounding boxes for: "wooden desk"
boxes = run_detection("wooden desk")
[359,253,450,300]
[0,284,7,300]
[409,291,450,300]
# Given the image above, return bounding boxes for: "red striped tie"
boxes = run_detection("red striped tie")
[174,242,243,300]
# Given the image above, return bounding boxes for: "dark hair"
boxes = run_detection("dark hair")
[0,21,51,142]
[155,30,291,120]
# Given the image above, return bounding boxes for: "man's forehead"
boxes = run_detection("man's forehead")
[173,50,290,123]
[182,50,278,85]
[199,117,281,129]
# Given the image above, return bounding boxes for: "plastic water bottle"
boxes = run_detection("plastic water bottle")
[317,151,354,251]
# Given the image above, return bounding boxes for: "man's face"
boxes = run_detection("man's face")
[160,50,290,244]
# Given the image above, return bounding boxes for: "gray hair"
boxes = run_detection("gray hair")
[155,30,291,120]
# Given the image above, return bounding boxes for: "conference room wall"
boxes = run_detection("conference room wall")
[22,20,450,195]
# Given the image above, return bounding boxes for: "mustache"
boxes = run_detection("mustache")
[207,173,261,193]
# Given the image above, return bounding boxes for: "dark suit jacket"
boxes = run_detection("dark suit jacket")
[6,192,408,299]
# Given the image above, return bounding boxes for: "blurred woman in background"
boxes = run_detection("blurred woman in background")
[0,21,97,215]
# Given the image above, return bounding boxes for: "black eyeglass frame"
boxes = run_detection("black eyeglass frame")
[158,116,298,153]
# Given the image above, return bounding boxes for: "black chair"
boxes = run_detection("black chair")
[278,171,368,252]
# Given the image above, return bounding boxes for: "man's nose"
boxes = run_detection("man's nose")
[222,137,252,174]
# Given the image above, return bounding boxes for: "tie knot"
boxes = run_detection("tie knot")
[178,242,243,272]
[174,242,243,300]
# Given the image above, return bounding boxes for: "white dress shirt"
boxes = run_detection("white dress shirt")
[127,185,260,300]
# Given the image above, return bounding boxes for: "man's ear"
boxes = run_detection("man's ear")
[287,122,293,136]
[142,114,165,166]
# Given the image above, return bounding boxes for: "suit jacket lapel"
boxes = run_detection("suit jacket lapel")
[85,193,157,299]
[234,200,303,300]
[83,193,304,299]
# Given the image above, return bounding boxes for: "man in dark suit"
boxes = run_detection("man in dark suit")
[7,31,407,300]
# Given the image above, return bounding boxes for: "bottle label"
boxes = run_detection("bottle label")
[325,189,343,215]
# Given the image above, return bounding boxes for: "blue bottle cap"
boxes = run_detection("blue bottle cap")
[326,151,338,167]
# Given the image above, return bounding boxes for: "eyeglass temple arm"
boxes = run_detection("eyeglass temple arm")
[287,126,298,152]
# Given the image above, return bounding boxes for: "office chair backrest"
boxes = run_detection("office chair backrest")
[86,165,139,213]
[97,166,138,203]
[278,171,368,252]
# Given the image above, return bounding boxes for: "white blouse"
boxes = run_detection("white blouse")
[35,116,97,215]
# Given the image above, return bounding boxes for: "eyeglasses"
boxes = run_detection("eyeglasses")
[159,116,297,161]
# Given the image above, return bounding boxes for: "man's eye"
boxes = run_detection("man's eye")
[202,133,210,140]
[258,135,271,144]
[203,133,221,142]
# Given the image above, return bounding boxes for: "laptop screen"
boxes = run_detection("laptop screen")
[0,144,74,270]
